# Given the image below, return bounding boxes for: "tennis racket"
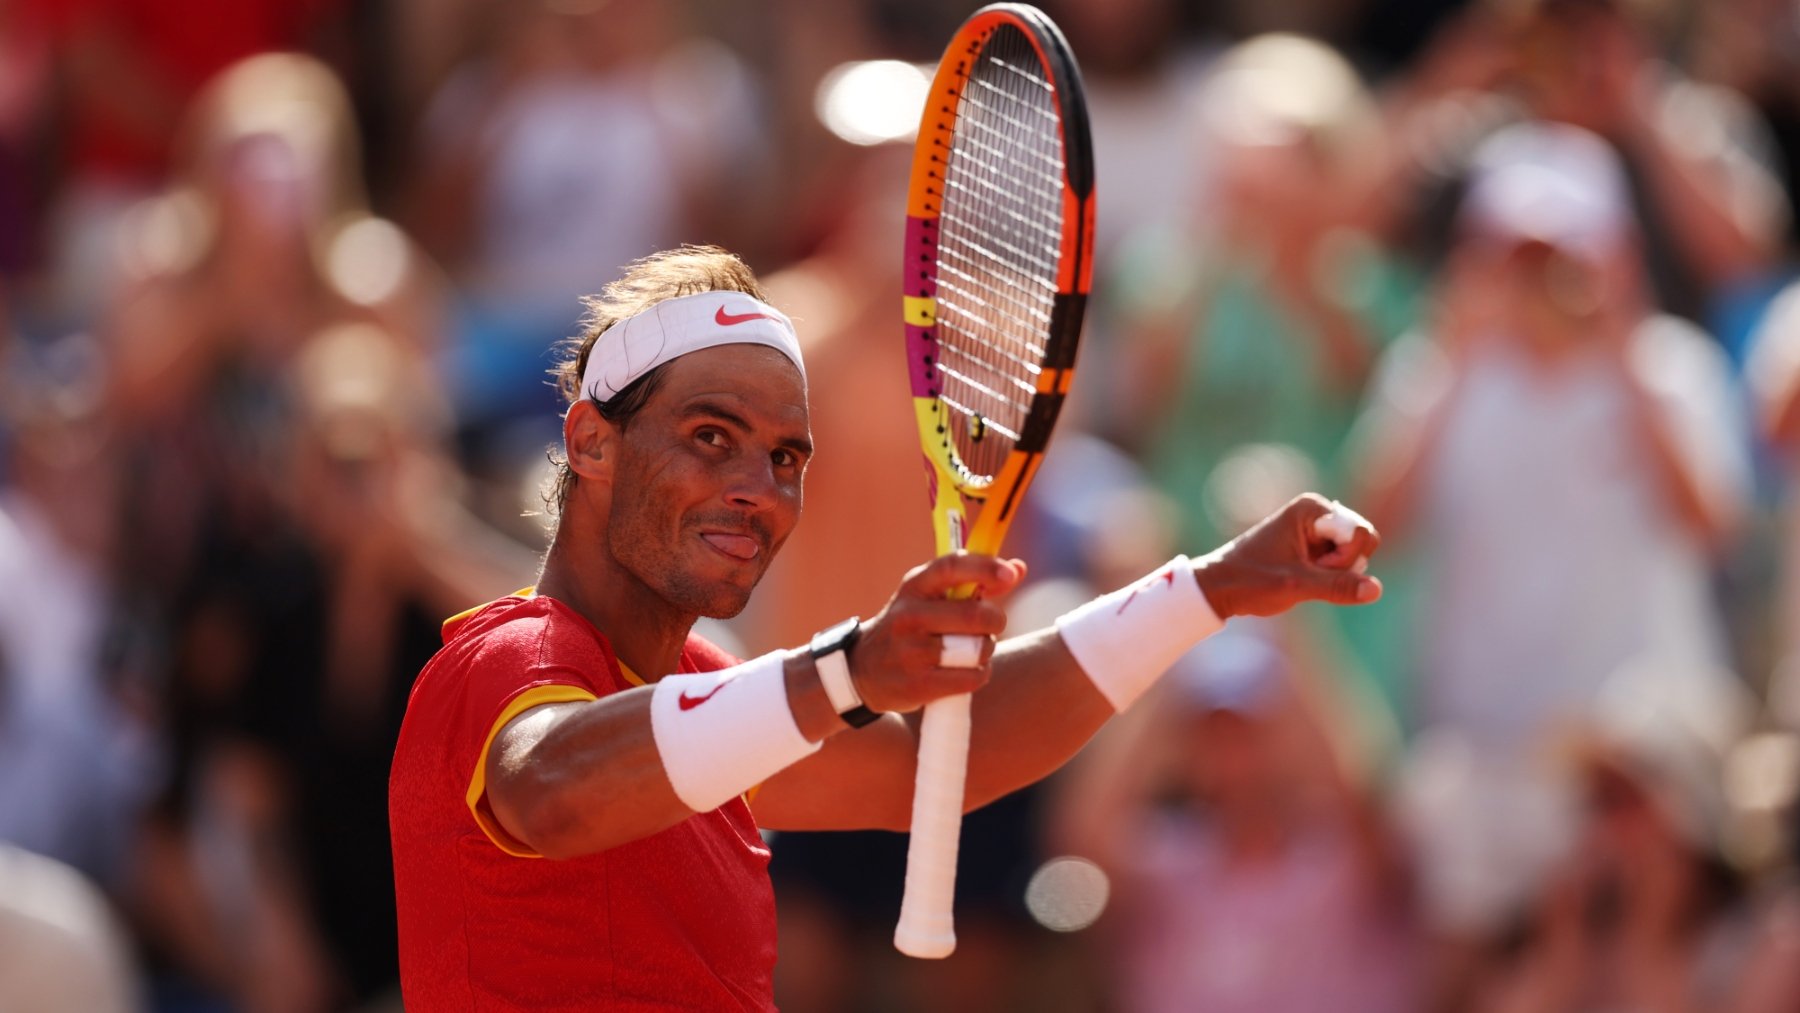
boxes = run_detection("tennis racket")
[895,3,1094,959]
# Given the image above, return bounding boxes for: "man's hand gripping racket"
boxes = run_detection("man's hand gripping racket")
[895,3,1095,959]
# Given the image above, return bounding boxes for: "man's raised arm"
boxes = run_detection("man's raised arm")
[751,493,1381,831]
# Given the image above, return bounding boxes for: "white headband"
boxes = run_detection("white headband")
[579,291,804,401]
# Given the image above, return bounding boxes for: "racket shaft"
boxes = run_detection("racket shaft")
[895,693,972,958]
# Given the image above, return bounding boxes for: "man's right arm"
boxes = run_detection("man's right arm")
[481,554,1019,859]
[483,687,680,859]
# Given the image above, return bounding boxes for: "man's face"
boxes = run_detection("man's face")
[605,344,812,619]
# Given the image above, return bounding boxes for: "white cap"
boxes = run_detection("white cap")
[1461,120,1633,263]
[579,291,804,400]
[1580,658,1750,851]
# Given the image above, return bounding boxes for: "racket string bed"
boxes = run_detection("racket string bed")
[935,301,1046,377]
[934,23,1064,481]
[934,254,1054,328]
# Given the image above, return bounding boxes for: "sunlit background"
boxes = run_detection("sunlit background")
[6,0,1800,1009]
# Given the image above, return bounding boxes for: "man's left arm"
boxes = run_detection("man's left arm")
[752,493,1382,831]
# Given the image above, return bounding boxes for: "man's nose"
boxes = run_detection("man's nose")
[723,456,780,511]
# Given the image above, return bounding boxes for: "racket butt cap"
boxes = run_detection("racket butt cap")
[894,924,957,959]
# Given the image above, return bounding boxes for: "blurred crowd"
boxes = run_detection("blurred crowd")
[6,0,1800,1010]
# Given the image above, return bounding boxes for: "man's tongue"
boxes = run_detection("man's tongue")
[702,533,759,560]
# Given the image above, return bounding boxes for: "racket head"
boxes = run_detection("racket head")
[903,3,1095,556]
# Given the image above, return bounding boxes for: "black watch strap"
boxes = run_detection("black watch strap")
[810,617,879,728]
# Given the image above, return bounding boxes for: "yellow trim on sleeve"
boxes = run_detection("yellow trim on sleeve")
[465,683,599,857]
[616,660,647,688]
[441,587,538,635]
[441,602,485,633]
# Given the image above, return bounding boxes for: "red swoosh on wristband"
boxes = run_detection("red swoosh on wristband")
[1115,567,1177,615]
[679,683,727,710]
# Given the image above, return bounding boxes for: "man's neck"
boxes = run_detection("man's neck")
[537,526,696,683]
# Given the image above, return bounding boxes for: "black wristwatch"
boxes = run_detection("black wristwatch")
[810,616,879,728]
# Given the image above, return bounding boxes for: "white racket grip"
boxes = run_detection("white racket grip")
[895,692,972,958]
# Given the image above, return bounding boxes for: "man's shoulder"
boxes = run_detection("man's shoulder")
[446,590,601,647]
[436,593,616,673]
[401,594,621,730]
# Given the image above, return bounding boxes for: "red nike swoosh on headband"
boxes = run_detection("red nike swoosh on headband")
[679,683,727,711]
[715,306,780,327]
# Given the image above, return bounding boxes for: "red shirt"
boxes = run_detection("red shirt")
[389,594,778,1010]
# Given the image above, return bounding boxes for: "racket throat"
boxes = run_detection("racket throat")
[945,511,966,554]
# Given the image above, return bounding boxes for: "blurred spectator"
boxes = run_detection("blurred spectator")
[1051,625,1418,1013]
[0,333,157,887]
[284,320,539,1004]
[1105,33,1415,548]
[990,0,1219,482]
[1733,880,1800,1012]
[1377,0,1789,345]
[90,52,528,1009]
[1473,662,1757,1012]
[1097,33,1420,710]
[1354,119,1751,988]
[1683,0,1800,255]
[411,0,766,439]
[0,844,140,1013]
[1044,0,1220,264]
[1728,658,1800,1010]
[104,51,442,607]
[36,0,348,323]
[1747,281,1800,674]
[0,0,53,283]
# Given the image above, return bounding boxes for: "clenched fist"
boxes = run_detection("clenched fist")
[1194,493,1383,618]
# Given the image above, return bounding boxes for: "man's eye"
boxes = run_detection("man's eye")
[697,428,726,447]
[773,449,797,467]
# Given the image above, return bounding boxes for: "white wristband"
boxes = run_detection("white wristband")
[1055,555,1225,712]
[649,651,821,813]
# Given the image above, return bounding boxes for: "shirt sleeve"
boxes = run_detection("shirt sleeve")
[465,683,599,857]
[452,609,615,857]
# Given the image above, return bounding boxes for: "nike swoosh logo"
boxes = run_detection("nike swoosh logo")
[715,306,780,327]
[679,682,727,711]
[1115,568,1178,615]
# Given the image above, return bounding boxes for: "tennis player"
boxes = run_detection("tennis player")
[389,246,1382,1010]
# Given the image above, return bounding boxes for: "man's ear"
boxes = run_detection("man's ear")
[563,400,617,483]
